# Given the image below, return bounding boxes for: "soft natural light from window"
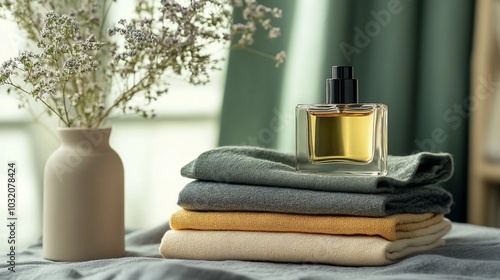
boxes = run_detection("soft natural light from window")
[277,0,330,153]
[0,4,227,252]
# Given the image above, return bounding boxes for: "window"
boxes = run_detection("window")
[0,12,227,251]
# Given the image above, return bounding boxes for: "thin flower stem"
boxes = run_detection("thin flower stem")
[61,81,71,126]
[25,102,59,142]
[40,99,69,127]
[95,73,152,127]
[99,0,114,39]
[233,46,277,60]
[19,0,42,41]
[5,81,69,126]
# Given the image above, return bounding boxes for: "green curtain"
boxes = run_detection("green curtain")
[219,0,474,222]
[218,0,296,147]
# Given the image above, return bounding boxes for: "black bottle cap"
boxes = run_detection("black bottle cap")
[326,66,359,104]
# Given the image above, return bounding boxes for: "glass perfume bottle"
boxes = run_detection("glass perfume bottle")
[296,66,388,175]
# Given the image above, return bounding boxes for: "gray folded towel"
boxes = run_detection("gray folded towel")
[181,146,454,194]
[177,181,453,217]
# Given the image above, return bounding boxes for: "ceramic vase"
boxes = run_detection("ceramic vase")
[43,127,124,261]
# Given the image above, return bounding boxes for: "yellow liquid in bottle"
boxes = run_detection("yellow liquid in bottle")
[307,110,374,163]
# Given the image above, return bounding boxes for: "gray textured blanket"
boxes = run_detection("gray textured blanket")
[181,146,453,193]
[177,181,453,217]
[1,222,499,279]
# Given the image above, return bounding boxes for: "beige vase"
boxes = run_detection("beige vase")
[43,127,124,261]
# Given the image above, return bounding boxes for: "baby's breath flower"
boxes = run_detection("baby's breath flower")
[84,106,92,114]
[239,33,254,45]
[230,0,243,7]
[246,21,256,32]
[268,27,281,39]
[274,51,286,68]
[261,19,271,29]
[272,8,282,18]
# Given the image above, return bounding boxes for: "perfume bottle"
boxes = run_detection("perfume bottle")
[295,66,388,175]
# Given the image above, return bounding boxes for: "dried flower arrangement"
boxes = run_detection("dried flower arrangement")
[0,0,285,128]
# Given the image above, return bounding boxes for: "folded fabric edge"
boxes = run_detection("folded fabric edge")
[159,228,451,266]
[170,210,446,241]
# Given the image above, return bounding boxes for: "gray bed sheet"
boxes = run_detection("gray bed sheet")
[1,222,499,280]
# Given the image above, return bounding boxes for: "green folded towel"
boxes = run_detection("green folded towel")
[178,181,453,217]
[181,146,453,193]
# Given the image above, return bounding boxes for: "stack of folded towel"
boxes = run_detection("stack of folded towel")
[159,146,454,266]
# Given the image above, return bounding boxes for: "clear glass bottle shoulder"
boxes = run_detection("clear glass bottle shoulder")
[296,103,387,112]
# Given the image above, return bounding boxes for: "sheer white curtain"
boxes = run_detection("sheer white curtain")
[275,0,330,153]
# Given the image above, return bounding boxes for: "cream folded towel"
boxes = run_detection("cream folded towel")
[170,209,445,241]
[160,219,451,266]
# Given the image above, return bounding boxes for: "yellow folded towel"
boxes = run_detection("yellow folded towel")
[170,209,444,241]
[160,219,451,266]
